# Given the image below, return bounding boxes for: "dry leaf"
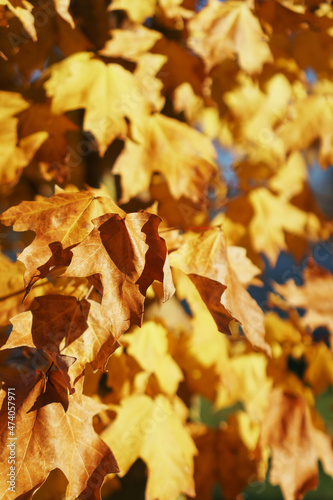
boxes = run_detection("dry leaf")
[0,369,119,499]
[0,189,124,290]
[1,295,119,389]
[261,390,333,500]
[62,211,175,339]
[169,228,271,354]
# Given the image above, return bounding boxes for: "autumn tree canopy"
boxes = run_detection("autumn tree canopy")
[0,0,333,499]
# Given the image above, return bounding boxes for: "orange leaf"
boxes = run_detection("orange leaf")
[0,189,124,290]
[261,390,333,500]
[0,369,118,499]
[62,212,175,339]
[1,295,120,390]
[169,228,271,354]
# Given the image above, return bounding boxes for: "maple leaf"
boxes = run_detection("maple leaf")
[113,113,217,204]
[248,188,320,265]
[169,228,271,354]
[0,189,124,290]
[274,261,333,340]
[99,25,162,61]
[224,73,290,166]
[62,211,175,339]
[277,91,333,167]
[0,368,119,499]
[0,92,48,187]
[44,52,151,155]
[1,295,119,390]
[261,390,333,500]
[188,0,273,73]
[124,321,183,396]
[101,394,197,500]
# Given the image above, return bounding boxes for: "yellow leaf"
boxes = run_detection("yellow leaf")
[249,188,320,265]
[54,0,74,28]
[188,0,272,73]
[99,25,162,61]
[45,52,151,155]
[125,321,183,396]
[0,92,48,187]
[102,394,197,500]
[0,0,36,40]
[113,113,216,204]
[170,228,271,354]
[108,0,156,23]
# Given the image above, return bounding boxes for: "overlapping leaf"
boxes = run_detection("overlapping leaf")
[0,92,48,187]
[101,394,197,500]
[1,295,119,390]
[188,0,273,73]
[169,228,271,354]
[0,370,118,499]
[113,113,217,204]
[44,52,151,155]
[62,211,175,338]
[0,190,124,289]
[275,261,333,340]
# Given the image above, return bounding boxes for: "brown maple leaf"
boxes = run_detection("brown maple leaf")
[0,368,118,499]
[0,190,124,291]
[1,295,119,391]
[62,211,175,339]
